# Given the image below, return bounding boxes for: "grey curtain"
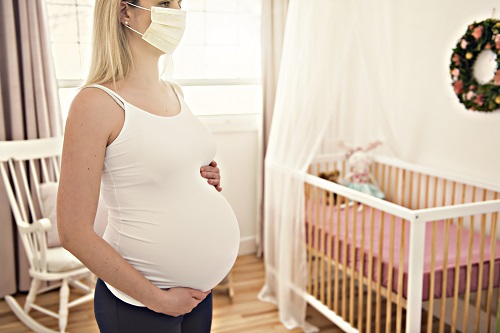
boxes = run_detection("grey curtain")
[258,0,289,256]
[0,0,63,297]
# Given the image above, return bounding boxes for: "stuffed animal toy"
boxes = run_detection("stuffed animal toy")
[318,170,340,204]
[340,141,385,200]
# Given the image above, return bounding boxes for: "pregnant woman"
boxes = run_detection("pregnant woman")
[56,1,240,332]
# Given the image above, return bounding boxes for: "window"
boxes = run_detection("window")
[46,0,262,120]
[46,0,93,120]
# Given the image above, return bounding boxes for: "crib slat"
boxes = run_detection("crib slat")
[350,201,358,325]
[366,206,376,333]
[451,181,457,206]
[326,193,334,310]
[442,179,448,207]
[463,188,477,331]
[460,182,466,205]
[388,165,394,204]
[474,189,488,333]
[425,174,430,209]
[426,221,437,333]
[375,211,385,333]
[358,205,367,332]
[451,217,464,333]
[334,195,342,314]
[313,185,320,298]
[485,203,498,333]
[381,164,387,202]
[395,219,406,333]
[385,214,396,333]
[438,182,454,333]
[427,182,453,332]
[342,200,349,318]
[407,170,414,209]
[320,189,327,304]
[438,218,451,333]
[432,176,438,208]
[391,168,401,332]
[399,168,405,207]
[417,173,422,209]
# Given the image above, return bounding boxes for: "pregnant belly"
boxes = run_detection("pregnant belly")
[103,186,240,304]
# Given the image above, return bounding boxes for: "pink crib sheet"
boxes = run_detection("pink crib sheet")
[305,199,500,301]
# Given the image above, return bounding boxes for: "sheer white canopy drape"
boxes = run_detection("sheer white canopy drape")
[259,0,397,330]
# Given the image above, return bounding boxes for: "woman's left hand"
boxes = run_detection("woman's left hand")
[200,160,222,192]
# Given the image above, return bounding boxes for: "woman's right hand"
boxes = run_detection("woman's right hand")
[148,287,211,317]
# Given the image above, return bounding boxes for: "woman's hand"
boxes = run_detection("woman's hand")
[200,160,222,192]
[148,287,211,317]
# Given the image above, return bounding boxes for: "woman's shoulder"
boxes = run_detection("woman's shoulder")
[65,85,124,141]
[71,85,124,115]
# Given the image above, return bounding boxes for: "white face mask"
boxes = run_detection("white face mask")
[125,2,186,54]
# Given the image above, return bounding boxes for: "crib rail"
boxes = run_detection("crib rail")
[304,156,500,333]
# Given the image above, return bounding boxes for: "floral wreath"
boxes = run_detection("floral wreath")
[450,19,500,112]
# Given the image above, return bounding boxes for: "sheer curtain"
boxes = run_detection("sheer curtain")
[258,0,397,330]
[259,0,290,256]
[262,0,290,154]
[0,0,62,297]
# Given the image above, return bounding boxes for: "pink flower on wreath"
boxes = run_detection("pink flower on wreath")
[452,53,461,65]
[475,94,485,106]
[472,26,484,40]
[469,85,476,90]
[451,68,460,80]
[453,80,464,94]
[461,39,469,49]
[494,70,500,85]
[495,34,500,49]
[466,91,475,100]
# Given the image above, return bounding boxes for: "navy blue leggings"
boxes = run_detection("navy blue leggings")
[94,279,212,333]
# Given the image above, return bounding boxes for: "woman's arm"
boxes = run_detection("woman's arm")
[57,88,208,316]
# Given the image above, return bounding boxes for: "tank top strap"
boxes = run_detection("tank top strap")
[85,84,126,110]
[166,81,183,100]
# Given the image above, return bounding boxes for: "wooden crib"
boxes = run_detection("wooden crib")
[304,154,500,333]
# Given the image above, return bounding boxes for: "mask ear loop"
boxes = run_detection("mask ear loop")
[126,2,152,11]
[124,21,144,36]
[123,2,151,36]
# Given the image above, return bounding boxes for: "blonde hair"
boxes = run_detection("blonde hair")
[84,0,138,87]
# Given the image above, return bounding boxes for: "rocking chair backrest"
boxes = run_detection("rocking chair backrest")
[0,137,63,274]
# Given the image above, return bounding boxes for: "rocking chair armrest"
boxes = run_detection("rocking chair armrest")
[36,218,52,232]
[17,218,52,233]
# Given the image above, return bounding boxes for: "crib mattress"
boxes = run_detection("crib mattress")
[305,200,500,301]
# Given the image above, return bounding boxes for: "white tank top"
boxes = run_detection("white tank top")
[86,84,240,306]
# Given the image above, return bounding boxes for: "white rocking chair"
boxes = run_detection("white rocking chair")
[0,137,95,333]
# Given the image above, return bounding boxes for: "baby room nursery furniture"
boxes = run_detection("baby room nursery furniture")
[0,137,95,333]
[304,153,500,333]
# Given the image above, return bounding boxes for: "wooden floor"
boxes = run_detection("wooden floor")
[0,255,341,333]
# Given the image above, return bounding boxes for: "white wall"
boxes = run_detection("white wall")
[200,114,261,255]
[393,0,500,186]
